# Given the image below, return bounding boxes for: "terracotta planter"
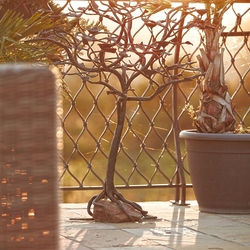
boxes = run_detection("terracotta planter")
[180,129,250,214]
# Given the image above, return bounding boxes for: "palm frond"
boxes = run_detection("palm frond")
[0,10,62,63]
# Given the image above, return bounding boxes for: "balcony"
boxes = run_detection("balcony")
[0,1,250,250]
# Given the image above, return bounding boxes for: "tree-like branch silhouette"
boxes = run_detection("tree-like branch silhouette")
[35,0,202,222]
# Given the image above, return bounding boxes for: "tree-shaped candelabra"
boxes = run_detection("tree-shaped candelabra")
[38,0,201,222]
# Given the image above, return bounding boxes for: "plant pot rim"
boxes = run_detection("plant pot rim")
[179,129,250,141]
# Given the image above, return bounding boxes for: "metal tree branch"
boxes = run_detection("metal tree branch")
[35,0,201,221]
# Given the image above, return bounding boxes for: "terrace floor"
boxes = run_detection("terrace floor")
[60,201,250,250]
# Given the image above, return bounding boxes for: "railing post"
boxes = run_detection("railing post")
[0,64,59,250]
[172,3,189,205]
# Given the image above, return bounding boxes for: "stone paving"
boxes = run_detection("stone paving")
[60,201,250,249]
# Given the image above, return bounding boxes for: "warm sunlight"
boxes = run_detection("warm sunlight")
[55,0,250,85]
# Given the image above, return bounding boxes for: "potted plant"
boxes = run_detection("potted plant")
[179,0,250,213]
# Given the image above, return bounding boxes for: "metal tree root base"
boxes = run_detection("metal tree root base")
[87,187,149,223]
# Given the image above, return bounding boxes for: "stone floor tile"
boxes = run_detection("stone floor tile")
[220,214,250,225]
[60,201,250,250]
[71,228,161,248]
[155,235,249,250]
[60,235,93,250]
[98,246,172,250]
[61,220,116,230]
[111,218,168,230]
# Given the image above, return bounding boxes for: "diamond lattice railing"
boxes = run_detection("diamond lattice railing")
[55,0,250,203]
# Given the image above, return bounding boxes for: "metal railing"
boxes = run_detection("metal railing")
[57,0,250,203]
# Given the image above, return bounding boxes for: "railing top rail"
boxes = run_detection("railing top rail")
[56,0,250,2]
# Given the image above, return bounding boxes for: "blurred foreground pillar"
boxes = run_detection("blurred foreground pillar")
[0,65,59,250]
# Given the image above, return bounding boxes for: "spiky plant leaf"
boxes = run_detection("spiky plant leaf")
[191,0,236,133]
[143,0,172,14]
[0,10,62,63]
